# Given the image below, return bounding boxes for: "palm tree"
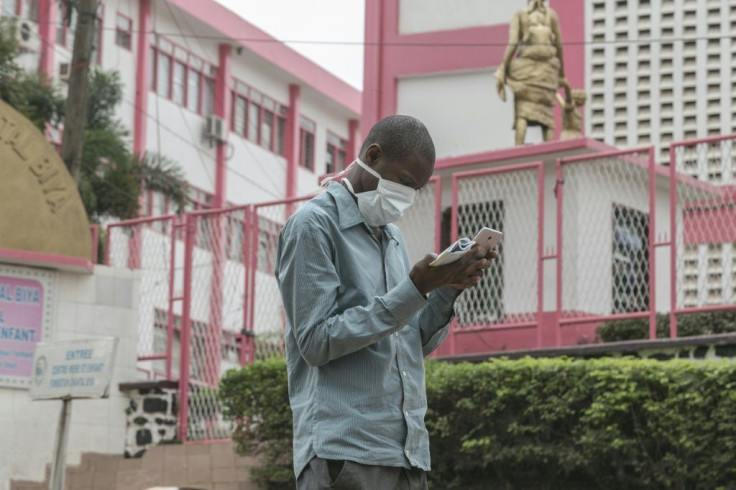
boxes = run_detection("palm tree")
[0,19,188,223]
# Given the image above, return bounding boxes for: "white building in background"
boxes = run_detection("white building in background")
[1,0,361,211]
[585,0,736,166]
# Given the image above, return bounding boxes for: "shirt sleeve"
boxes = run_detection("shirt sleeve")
[275,213,429,367]
[411,286,461,357]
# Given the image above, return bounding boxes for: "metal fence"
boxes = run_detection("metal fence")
[556,148,658,340]
[669,135,736,336]
[106,215,178,379]
[103,134,736,443]
[178,196,312,442]
[450,163,545,344]
[396,176,442,263]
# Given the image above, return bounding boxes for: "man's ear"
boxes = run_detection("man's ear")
[365,144,383,167]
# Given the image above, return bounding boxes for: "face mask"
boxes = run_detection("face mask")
[343,159,417,227]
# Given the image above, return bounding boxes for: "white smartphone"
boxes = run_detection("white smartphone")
[472,227,503,251]
[428,227,503,267]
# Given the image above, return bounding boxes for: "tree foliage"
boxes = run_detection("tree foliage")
[0,18,187,223]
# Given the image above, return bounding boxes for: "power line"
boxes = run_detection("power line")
[12,15,736,48]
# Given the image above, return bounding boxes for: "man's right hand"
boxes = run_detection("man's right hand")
[409,244,493,296]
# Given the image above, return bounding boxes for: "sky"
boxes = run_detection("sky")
[213,0,366,90]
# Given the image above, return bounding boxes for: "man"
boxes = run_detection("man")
[496,0,568,145]
[275,116,496,489]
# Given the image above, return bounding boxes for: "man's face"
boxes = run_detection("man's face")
[364,146,434,192]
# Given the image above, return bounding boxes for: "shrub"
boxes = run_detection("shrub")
[221,357,736,489]
[597,311,736,342]
[219,358,294,490]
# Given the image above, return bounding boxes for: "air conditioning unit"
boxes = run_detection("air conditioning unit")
[205,115,227,142]
[14,19,40,53]
[58,62,71,82]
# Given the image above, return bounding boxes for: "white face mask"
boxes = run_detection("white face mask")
[343,158,417,227]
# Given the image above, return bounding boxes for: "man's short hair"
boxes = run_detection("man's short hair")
[360,115,436,165]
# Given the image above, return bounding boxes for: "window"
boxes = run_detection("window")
[91,9,104,66]
[153,309,245,381]
[276,114,286,155]
[56,5,77,48]
[326,132,348,174]
[187,70,200,112]
[203,77,215,116]
[612,204,650,313]
[156,51,171,97]
[183,185,214,213]
[2,0,19,16]
[232,95,247,137]
[150,35,215,116]
[299,117,316,171]
[261,109,274,150]
[115,13,132,49]
[247,97,260,144]
[230,80,288,155]
[148,46,156,90]
[172,61,186,105]
[143,185,213,220]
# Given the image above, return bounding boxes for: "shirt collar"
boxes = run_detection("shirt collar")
[326,181,365,230]
[325,182,399,242]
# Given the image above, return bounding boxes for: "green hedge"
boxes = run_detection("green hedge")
[597,311,736,342]
[220,357,736,489]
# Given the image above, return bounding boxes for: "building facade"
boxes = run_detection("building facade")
[362,0,736,357]
[1,0,361,212]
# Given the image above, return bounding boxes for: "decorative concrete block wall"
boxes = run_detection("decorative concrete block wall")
[120,381,179,458]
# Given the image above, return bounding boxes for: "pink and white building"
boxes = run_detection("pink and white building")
[2,0,361,210]
[362,0,736,357]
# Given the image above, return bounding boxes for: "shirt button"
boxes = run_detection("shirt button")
[394,332,398,337]
[405,449,411,456]
[402,371,407,376]
[404,410,409,417]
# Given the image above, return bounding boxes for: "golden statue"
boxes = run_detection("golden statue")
[557,85,586,140]
[496,0,568,145]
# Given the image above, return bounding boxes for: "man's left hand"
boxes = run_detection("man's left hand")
[449,249,499,291]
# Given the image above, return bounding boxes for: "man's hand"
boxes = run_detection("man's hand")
[449,247,499,291]
[496,75,507,102]
[409,244,498,296]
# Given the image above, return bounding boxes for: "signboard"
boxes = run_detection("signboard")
[29,337,118,400]
[0,265,55,388]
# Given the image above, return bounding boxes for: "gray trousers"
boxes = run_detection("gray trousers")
[297,457,428,490]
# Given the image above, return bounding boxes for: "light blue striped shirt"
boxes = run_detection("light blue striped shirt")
[275,182,459,478]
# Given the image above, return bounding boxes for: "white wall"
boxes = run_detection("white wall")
[0,265,139,489]
[99,0,138,138]
[227,137,287,204]
[397,70,516,159]
[298,94,352,195]
[146,95,217,193]
[399,0,526,34]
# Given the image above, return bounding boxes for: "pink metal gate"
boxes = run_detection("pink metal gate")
[444,162,545,355]
[556,147,658,342]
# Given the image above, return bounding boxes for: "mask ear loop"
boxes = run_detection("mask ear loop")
[320,160,357,188]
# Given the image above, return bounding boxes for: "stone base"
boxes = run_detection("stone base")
[11,442,260,490]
